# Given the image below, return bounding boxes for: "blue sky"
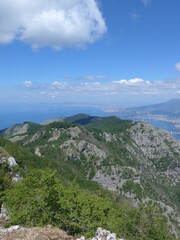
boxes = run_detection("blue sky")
[0,0,180,112]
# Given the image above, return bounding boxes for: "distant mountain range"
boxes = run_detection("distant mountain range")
[117,99,180,140]
[132,99,180,117]
[119,99,180,118]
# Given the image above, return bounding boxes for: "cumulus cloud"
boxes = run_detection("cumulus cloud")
[114,78,146,86]
[24,81,32,87]
[141,0,152,7]
[50,81,68,89]
[0,0,106,50]
[23,77,180,101]
[175,62,180,72]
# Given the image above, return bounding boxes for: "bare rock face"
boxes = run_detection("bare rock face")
[0,204,9,221]
[35,147,42,157]
[12,173,23,182]
[60,140,107,161]
[0,157,6,165]
[41,118,64,125]
[67,127,82,139]
[0,149,22,185]
[129,122,180,159]
[103,133,117,143]
[47,126,82,143]
[77,228,124,240]
[9,135,27,143]
[24,132,41,145]
[7,157,17,168]
[3,123,29,138]
[48,128,64,142]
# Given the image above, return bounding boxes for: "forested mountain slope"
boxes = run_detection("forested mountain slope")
[0,115,180,238]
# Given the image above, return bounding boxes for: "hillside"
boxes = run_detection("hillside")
[0,115,180,238]
[118,99,180,118]
[134,99,180,117]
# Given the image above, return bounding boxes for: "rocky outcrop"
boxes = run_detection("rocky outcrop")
[0,226,124,240]
[0,155,18,168]
[24,132,41,145]
[48,128,64,142]
[12,173,22,182]
[60,140,107,161]
[102,133,117,143]
[9,135,27,143]
[1,123,29,138]
[0,157,6,165]
[0,151,22,183]
[41,118,64,125]
[67,127,82,139]
[129,122,180,160]
[35,147,41,157]
[77,228,124,240]
[0,204,9,221]
[7,157,17,168]
[48,127,82,142]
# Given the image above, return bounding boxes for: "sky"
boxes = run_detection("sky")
[0,0,180,113]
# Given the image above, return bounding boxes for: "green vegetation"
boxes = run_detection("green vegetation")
[4,170,173,239]
[0,146,10,158]
[1,114,180,238]
[87,116,131,134]
[65,115,131,134]
[123,181,143,201]
[27,122,43,135]
[65,114,95,125]
[0,162,11,207]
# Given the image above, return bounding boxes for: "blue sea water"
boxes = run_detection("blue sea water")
[1,106,180,141]
[144,118,180,140]
[0,106,107,131]
[118,114,180,140]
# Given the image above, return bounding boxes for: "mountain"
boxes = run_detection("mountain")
[117,99,180,140]
[118,99,180,120]
[0,115,180,238]
[128,99,180,117]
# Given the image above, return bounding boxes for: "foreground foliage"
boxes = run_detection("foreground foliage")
[5,170,173,239]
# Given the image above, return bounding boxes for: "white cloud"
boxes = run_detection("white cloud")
[175,62,180,72]
[142,91,158,95]
[0,0,106,50]
[141,0,152,7]
[50,81,68,89]
[23,77,180,101]
[24,81,32,87]
[114,78,145,86]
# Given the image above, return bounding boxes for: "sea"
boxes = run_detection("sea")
[122,116,180,140]
[0,107,180,141]
[144,118,180,140]
[0,106,107,131]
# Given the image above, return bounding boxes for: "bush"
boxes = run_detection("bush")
[4,170,173,239]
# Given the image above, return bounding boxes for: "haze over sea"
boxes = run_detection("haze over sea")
[0,106,106,130]
[1,105,180,141]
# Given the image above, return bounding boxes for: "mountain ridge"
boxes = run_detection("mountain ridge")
[0,114,180,238]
